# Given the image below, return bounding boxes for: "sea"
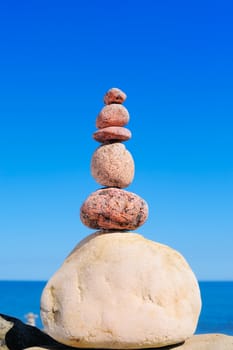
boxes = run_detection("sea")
[0,281,232,335]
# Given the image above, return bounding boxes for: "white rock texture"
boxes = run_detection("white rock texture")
[178,334,233,350]
[40,232,202,349]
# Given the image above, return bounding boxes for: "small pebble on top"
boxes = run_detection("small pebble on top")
[104,87,127,105]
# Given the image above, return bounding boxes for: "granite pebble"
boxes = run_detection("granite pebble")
[104,87,127,105]
[80,188,148,230]
[96,104,129,129]
[93,126,131,143]
[91,143,134,188]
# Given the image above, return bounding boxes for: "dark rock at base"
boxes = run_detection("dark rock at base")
[0,314,76,350]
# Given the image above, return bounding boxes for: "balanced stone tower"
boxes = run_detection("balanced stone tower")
[40,88,202,349]
[81,88,148,231]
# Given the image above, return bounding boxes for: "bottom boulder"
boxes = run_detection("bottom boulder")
[40,232,202,349]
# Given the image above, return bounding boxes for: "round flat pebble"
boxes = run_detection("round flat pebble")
[104,87,127,105]
[93,126,132,143]
[91,143,134,188]
[80,187,148,230]
[96,104,129,129]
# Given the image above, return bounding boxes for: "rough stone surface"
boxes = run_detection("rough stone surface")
[96,104,129,129]
[177,334,233,349]
[40,232,202,349]
[91,143,134,188]
[93,126,132,143]
[104,87,127,105]
[80,188,148,230]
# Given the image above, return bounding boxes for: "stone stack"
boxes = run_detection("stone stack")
[40,88,202,349]
[80,87,148,231]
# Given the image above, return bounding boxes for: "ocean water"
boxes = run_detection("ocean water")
[0,281,232,334]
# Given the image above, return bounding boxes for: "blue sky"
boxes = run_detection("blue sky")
[0,0,232,280]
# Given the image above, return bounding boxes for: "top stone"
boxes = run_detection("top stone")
[104,87,127,105]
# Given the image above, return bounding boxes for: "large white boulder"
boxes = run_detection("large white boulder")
[40,232,201,349]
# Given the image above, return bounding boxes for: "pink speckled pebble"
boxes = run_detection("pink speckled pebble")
[104,87,127,105]
[80,187,148,230]
[93,126,132,143]
[96,104,129,129]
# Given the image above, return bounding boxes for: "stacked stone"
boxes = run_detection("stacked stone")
[40,88,202,350]
[80,87,148,231]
